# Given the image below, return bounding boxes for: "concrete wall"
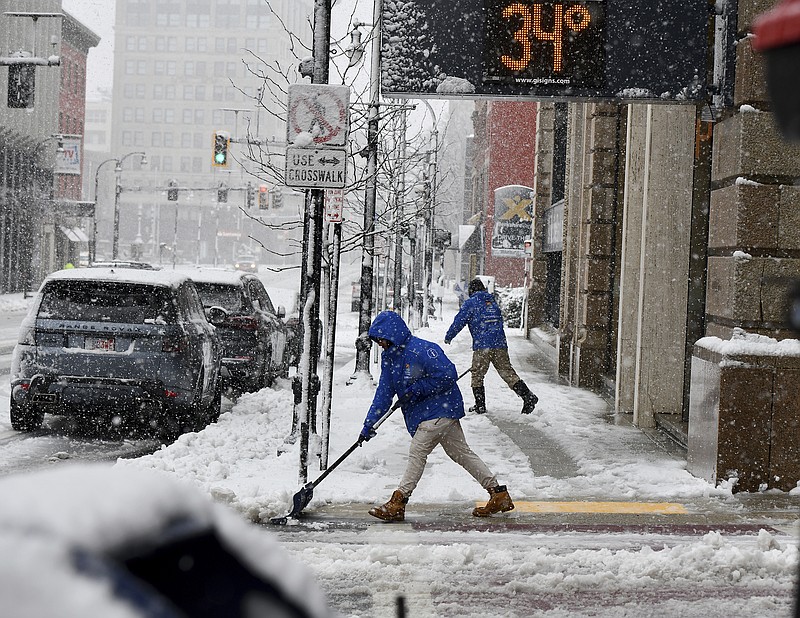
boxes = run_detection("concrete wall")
[615,104,695,427]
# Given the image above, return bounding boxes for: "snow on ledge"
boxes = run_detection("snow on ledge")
[696,328,800,358]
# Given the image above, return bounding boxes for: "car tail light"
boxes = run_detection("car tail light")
[164,389,178,398]
[161,332,189,353]
[228,316,259,331]
[18,324,35,345]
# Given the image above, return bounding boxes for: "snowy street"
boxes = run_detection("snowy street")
[1,263,798,616]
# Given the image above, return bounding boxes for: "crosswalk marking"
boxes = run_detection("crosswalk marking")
[478,501,688,515]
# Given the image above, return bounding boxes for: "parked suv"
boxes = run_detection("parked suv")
[9,268,223,438]
[189,268,298,394]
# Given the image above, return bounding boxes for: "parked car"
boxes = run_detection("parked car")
[89,260,161,270]
[9,268,223,438]
[233,254,258,273]
[189,268,298,394]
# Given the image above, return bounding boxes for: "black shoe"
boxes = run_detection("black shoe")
[471,386,487,414]
[512,381,538,414]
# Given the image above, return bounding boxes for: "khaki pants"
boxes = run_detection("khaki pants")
[470,348,520,389]
[397,418,496,496]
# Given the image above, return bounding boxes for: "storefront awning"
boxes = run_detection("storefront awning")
[59,226,89,243]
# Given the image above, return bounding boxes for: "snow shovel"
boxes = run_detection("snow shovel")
[269,400,400,525]
[269,367,471,525]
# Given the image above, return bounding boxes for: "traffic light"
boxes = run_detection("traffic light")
[217,182,228,203]
[167,179,178,201]
[258,184,268,210]
[246,182,254,209]
[212,131,230,168]
[8,63,35,109]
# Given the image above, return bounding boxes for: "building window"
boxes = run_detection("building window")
[164,109,175,123]
[215,37,226,53]
[151,132,162,147]
[186,37,196,52]
[153,84,163,100]
[166,61,176,76]
[138,37,147,51]
[184,62,195,77]
[122,131,133,146]
[125,60,136,75]
[126,36,137,51]
[163,132,174,147]
[183,85,193,100]
[213,85,224,101]
[194,109,205,124]
[137,60,147,75]
[165,85,175,100]
[153,108,164,123]
[136,84,146,99]
[123,107,134,122]
[183,109,193,124]
[180,156,191,172]
[195,85,205,101]
[181,132,192,148]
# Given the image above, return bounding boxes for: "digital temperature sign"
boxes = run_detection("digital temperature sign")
[380,0,708,102]
[483,1,606,88]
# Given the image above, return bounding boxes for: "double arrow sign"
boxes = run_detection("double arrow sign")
[285,147,347,189]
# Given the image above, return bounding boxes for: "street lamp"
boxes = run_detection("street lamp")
[93,157,120,263]
[112,151,147,260]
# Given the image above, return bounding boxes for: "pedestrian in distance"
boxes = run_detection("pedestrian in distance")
[360,310,515,522]
[444,278,538,416]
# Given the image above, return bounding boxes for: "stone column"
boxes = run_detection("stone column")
[558,103,624,389]
[526,103,554,331]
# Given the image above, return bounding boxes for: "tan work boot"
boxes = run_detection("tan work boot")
[472,485,514,517]
[369,489,409,522]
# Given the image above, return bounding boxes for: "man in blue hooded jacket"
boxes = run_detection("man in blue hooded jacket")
[444,278,538,415]
[360,310,514,522]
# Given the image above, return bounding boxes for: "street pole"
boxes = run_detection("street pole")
[296,0,332,485]
[393,109,406,314]
[352,0,383,380]
[420,100,438,328]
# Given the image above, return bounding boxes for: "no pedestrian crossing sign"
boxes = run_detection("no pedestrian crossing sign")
[286,84,350,147]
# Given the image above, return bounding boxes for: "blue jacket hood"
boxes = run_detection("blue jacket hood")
[368,311,411,347]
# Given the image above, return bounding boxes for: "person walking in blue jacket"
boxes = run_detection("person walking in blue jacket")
[360,310,514,522]
[444,278,538,416]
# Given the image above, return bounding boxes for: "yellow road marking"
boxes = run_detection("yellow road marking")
[477,501,688,515]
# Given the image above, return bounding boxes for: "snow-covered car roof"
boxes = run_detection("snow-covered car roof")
[0,464,331,617]
[42,267,193,289]
[187,267,252,286]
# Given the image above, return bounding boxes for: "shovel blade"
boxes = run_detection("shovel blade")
[289,482,314,516]
[269,482,315,525]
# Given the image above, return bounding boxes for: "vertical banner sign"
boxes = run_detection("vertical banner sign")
[492,185,534,258]
[324,188,344,223]
[55,138,82,175]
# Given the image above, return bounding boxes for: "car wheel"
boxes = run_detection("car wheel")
[10,399,44,432]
